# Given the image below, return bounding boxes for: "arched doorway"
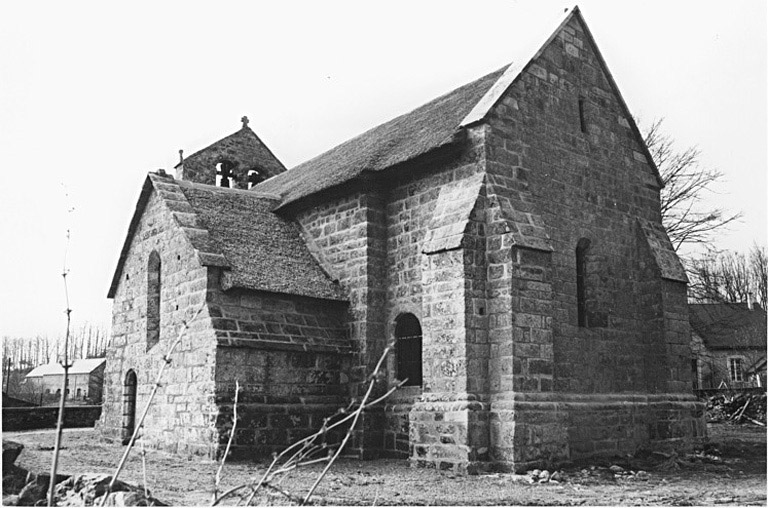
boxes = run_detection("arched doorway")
[395,313,423,387]
[122,370,137,444]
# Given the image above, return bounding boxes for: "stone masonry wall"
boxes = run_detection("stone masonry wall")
[295,191,388,457]
[382,145,486,461]
[481,15,704,469]
[178,128,284,189]
[99,190,220,458]
[208,286,352,457]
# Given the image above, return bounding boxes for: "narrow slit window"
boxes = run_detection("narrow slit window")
[576,238,591,327]
[147,250,161,350]
[578,97,587,133]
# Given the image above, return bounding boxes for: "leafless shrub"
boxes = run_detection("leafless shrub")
[213,342,404,506]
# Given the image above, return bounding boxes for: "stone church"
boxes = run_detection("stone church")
[99,6,705,472]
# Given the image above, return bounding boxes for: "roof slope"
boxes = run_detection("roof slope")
[254,66,505,207]
[175,181,346,300]
[27,358,106,378]
[254,5,661,209]
[690,303,767,349]
[108,173,345,302]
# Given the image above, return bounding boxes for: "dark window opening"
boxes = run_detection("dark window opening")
[576,238,591,327]
[395,313,423,387]
[215,160,237,188]
[147,250,161,350]
[691,359,699,390]
[578,97,587,133]
[122,370,137,444]
[247,168,265,189]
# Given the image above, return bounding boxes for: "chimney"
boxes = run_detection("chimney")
[747,292,754,311]
[175,149,184,180]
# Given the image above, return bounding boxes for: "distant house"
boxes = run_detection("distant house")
[25,359,106,403]
[690,303,767,390]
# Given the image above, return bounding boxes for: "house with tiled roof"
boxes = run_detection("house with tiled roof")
[25,358,106,403]
[99,6,704,472]
[690,302,767,389]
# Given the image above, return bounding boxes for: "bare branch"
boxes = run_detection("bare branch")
[100,306,204,506]
[642,118,742,252]
[213,380,241,503]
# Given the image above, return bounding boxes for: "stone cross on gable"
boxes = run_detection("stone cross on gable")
[241,116,249,128]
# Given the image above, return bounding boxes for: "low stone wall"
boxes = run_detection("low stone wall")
[694,387,766,398]
[2,406,102,431]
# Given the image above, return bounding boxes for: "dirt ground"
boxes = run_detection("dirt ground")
[4,423,766,506]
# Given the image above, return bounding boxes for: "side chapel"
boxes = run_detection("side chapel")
[99,6,705,472]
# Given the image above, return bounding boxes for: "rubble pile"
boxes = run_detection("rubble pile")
[2,440,165,506]
[706,391,766,425]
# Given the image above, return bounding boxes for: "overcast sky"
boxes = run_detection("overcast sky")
[1,0,765,339]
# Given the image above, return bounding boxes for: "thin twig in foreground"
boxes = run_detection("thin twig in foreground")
[141,438,149,501]
[212,380,240,504]
[48,228,73,507]
[100,306,203,506]
[302,344,392,505]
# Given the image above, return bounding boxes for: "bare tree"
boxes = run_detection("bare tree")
[689,244,768,305]
[643,119,741,252]
[750,244,768,305]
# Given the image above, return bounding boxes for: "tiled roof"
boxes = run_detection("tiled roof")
[175,180,346,300]
[26,358,106,378]
[254,5,662,209]
[690,303,767,349]
[254,67,506,207]
[108,173,346,302]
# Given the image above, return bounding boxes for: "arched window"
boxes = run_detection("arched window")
[247,168,265,189]
[215,160,237,188]
[147,250,161,350]
[395,313,423,387]
[576,238,591,327]
[122,370,138,444]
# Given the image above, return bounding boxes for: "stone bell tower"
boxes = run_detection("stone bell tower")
[175,116,286,189]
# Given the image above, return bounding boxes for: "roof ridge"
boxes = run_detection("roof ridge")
[177,178,281,200]
[461,5,579,127]
[290,65,508,174]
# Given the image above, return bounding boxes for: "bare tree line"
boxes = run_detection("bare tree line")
[2,322,109,371]
[688,244,768,305]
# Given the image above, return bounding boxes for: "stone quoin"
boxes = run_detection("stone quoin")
[98,6,705,472]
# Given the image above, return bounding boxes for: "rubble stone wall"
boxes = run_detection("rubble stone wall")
[296,191,388,457]
[482,15,704,470]
[178,129,284,189]
[98,191,220,458]
[383,140,487,462]
[208,287,352,457]
[3,406,102,431]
